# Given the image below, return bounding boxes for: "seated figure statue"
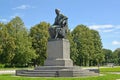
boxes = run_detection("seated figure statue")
[49,9,68,39]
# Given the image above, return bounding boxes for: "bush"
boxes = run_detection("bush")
[0,64,5,68]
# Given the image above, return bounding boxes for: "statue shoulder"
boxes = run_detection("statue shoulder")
[60,14,68,19]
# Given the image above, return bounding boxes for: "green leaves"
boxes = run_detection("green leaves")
[72,24,103,66]
[113,48,120,65]
[10,17,36,67]
[0,17,36,67]
[30,22,50,65]
[0,23,16,64]
[67,30,78,65]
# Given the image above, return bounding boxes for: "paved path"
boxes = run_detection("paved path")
[0,70,15,74]
[110,72,120,74]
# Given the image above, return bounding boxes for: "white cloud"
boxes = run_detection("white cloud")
[10,13,24,18]
[102,29,114,32]
[112,41,120,45]
[89,24,120,33]
[89,24,113,30]
[12,5,35,10]
[0,18,8,22]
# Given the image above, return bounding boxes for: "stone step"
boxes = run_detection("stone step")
[16,70,57,77]
[23,71,56,74]
[34,66,91,73]
[16,67,99,77]
[17,73,57,77]
[17,70,98,77]
[35,66,74,70]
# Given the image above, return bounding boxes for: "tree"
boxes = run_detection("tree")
[102,48,113,64]
[90,30,104,66]
[0,23,4,55]
[0,22,16,64]
[72,24,91,66]
[67,30,78,65]
[113,48,120,65]
[9,16,36,67]
[30,22,50,66]
[72,24,103,66]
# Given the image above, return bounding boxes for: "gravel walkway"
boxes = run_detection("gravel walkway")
[110,72,120,74]
[0,70,15,74]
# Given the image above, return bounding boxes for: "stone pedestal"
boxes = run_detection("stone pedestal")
[44,39,73,66]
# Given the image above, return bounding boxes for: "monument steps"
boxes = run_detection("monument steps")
[16,70,57,77]
[16,66,99,77]
[16,73,57,77]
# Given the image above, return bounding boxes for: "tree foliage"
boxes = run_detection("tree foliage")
[90,29,104,66]
[102,48,113,64]
[10,17,36,67]
[0,22,16,64]
[113,48,120,65]
[67,30,78,65]
[0,17,36,67]
[30,22,50,66]
[72,24,103,66]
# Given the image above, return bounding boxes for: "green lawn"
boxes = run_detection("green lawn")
[100,66,120,72]
[0,73,120,80]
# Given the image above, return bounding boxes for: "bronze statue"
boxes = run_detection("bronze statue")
[49,9,68,39]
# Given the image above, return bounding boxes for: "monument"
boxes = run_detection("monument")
[44,9,73,67]
[16,9,99,77]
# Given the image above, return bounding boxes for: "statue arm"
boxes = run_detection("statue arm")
[61,14,68,20]
[59,14,68,26]
[52,14,68,26]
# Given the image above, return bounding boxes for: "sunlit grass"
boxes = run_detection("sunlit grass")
[0,73,120,80]
[100,66,120,72]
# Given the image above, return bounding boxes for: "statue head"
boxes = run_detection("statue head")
[55,9,60,15]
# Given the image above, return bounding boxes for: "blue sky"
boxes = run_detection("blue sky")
[0,0,120,51]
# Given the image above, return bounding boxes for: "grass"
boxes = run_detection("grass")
[100,66,120,72]
[0,73,120,80]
